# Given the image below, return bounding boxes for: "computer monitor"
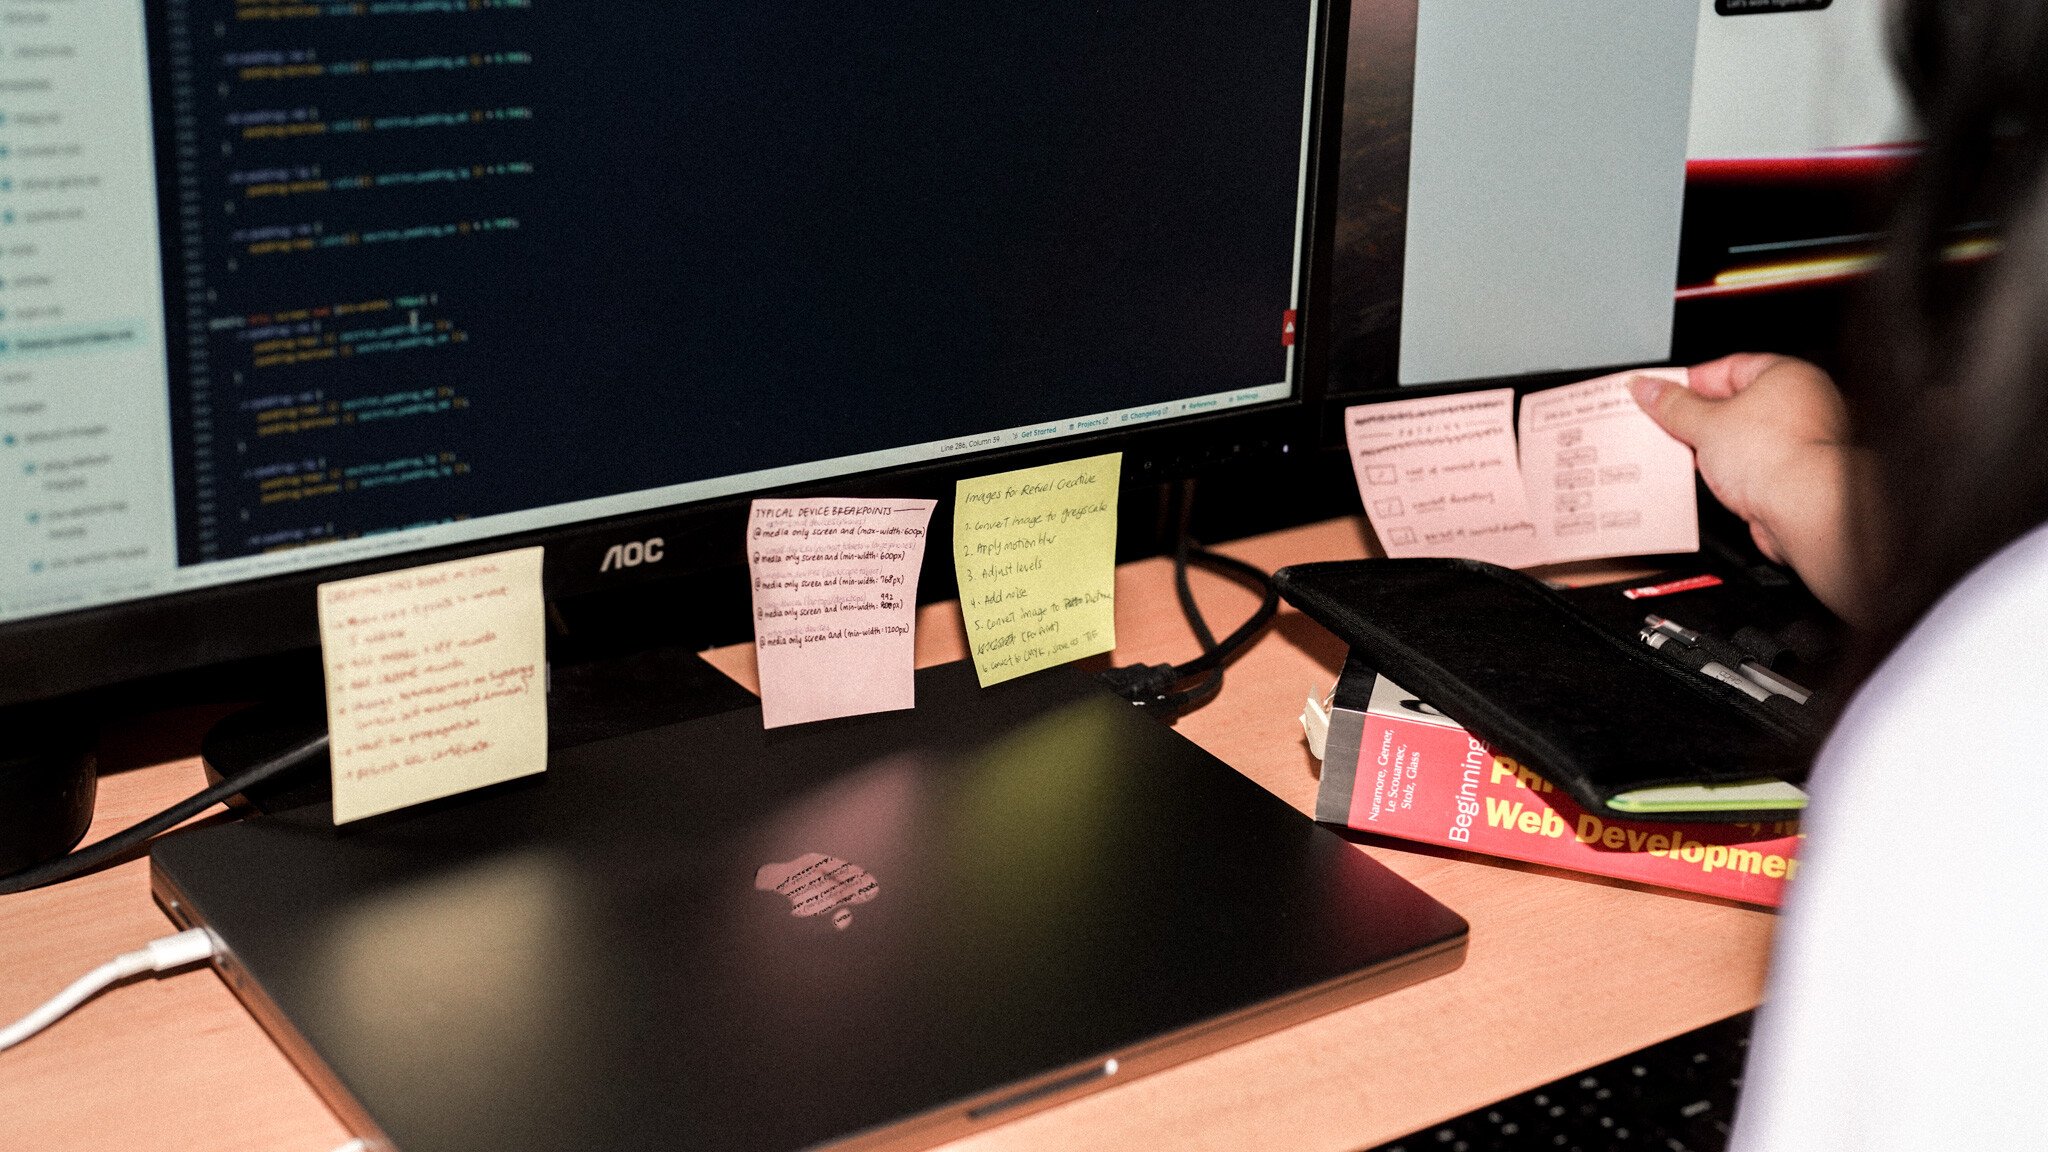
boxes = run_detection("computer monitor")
[1329,0,1933,402]
[0,0,1352,706]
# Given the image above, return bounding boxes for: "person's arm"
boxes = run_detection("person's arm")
[1630,354,1869,624]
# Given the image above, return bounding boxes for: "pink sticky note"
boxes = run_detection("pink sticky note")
[1344,388,1544,568]
[748,498,937,728]
[1518,368,1699,564]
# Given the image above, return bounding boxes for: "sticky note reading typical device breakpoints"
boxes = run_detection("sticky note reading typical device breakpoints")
[318,547,547,825]
[1518,368,1699,565]
[954,453,1120,687]
[1344,388,1545,569]
[748,498,937,728]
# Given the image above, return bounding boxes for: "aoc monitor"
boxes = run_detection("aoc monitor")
[0,0,1351,705]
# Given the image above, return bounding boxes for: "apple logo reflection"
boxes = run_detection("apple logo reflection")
[754,853,879,930]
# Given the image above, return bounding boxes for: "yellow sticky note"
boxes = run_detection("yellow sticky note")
[317,547,548,824]
[954,453,1120,686]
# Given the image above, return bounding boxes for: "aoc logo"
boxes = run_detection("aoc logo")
[599,537,664,572]
[754,853,879,930]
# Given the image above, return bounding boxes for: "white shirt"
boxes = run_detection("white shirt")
[1731,520,2048,1148]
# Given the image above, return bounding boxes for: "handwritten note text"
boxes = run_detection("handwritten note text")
[317,547,547,824]
[748,498,936,728]
[953,453,1120,686]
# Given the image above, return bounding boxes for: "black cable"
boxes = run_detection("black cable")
[0,732,329,896]
[1142,548,1280,713]
[1173,482,1223,656]
[1099,480,1281,714]
[1174,548,1280,676]
[1163,481,1226,710]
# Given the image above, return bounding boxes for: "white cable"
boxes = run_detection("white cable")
[0,927,217,1054]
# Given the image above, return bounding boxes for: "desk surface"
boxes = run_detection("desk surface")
[0,516,1775,1152]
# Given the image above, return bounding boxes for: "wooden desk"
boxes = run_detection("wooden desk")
[0,517,1774,1152]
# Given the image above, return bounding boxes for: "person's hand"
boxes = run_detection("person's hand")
[1630,354,1867,623]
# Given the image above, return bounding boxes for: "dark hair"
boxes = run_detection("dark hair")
[1850,0,2048,648]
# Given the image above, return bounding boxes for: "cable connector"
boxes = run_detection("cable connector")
[144,927,218,972]
[1097,662,1185,707]
[0,928,219,1054]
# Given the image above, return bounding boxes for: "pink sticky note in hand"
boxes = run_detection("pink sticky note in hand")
[1517,368,1699,565]
[748,498,937,728]
[1344,388,1545,568]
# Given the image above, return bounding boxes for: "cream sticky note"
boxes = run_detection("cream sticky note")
[1344,388,1545,568]
[747,498,937,728]
[317,547,548,825]
[954,452,1120,686]
[1518,368,1699,564]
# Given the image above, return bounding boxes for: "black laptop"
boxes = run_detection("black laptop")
[151,662,1467,1152]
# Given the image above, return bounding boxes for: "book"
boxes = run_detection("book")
[1306,653,1802,907]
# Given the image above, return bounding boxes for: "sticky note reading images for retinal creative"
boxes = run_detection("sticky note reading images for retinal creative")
[954,453,1120,687]
[748,498,937,729]
[318,547,547,825]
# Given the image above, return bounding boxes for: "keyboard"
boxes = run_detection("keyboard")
[1366,1012,1753,1152]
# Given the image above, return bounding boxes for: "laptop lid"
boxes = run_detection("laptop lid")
[151,662,1467,1152]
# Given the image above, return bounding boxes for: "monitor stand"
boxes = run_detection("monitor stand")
[0,702,98,875]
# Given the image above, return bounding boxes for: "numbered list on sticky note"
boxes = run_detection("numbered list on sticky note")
[318,547,548,824]
[954,453,1120,686]
[748,499,936,728]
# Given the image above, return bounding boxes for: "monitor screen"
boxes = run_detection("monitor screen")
[3,1,1329,629]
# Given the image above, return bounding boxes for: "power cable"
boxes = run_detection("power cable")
[0,733,329,896]
[1099,480,1281,714]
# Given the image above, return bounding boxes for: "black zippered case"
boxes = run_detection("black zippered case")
[1275,558,1835,824]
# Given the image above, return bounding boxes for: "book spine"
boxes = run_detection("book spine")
[1319,700,1801,907]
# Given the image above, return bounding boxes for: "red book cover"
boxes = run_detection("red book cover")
[1315,672,1801,907]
